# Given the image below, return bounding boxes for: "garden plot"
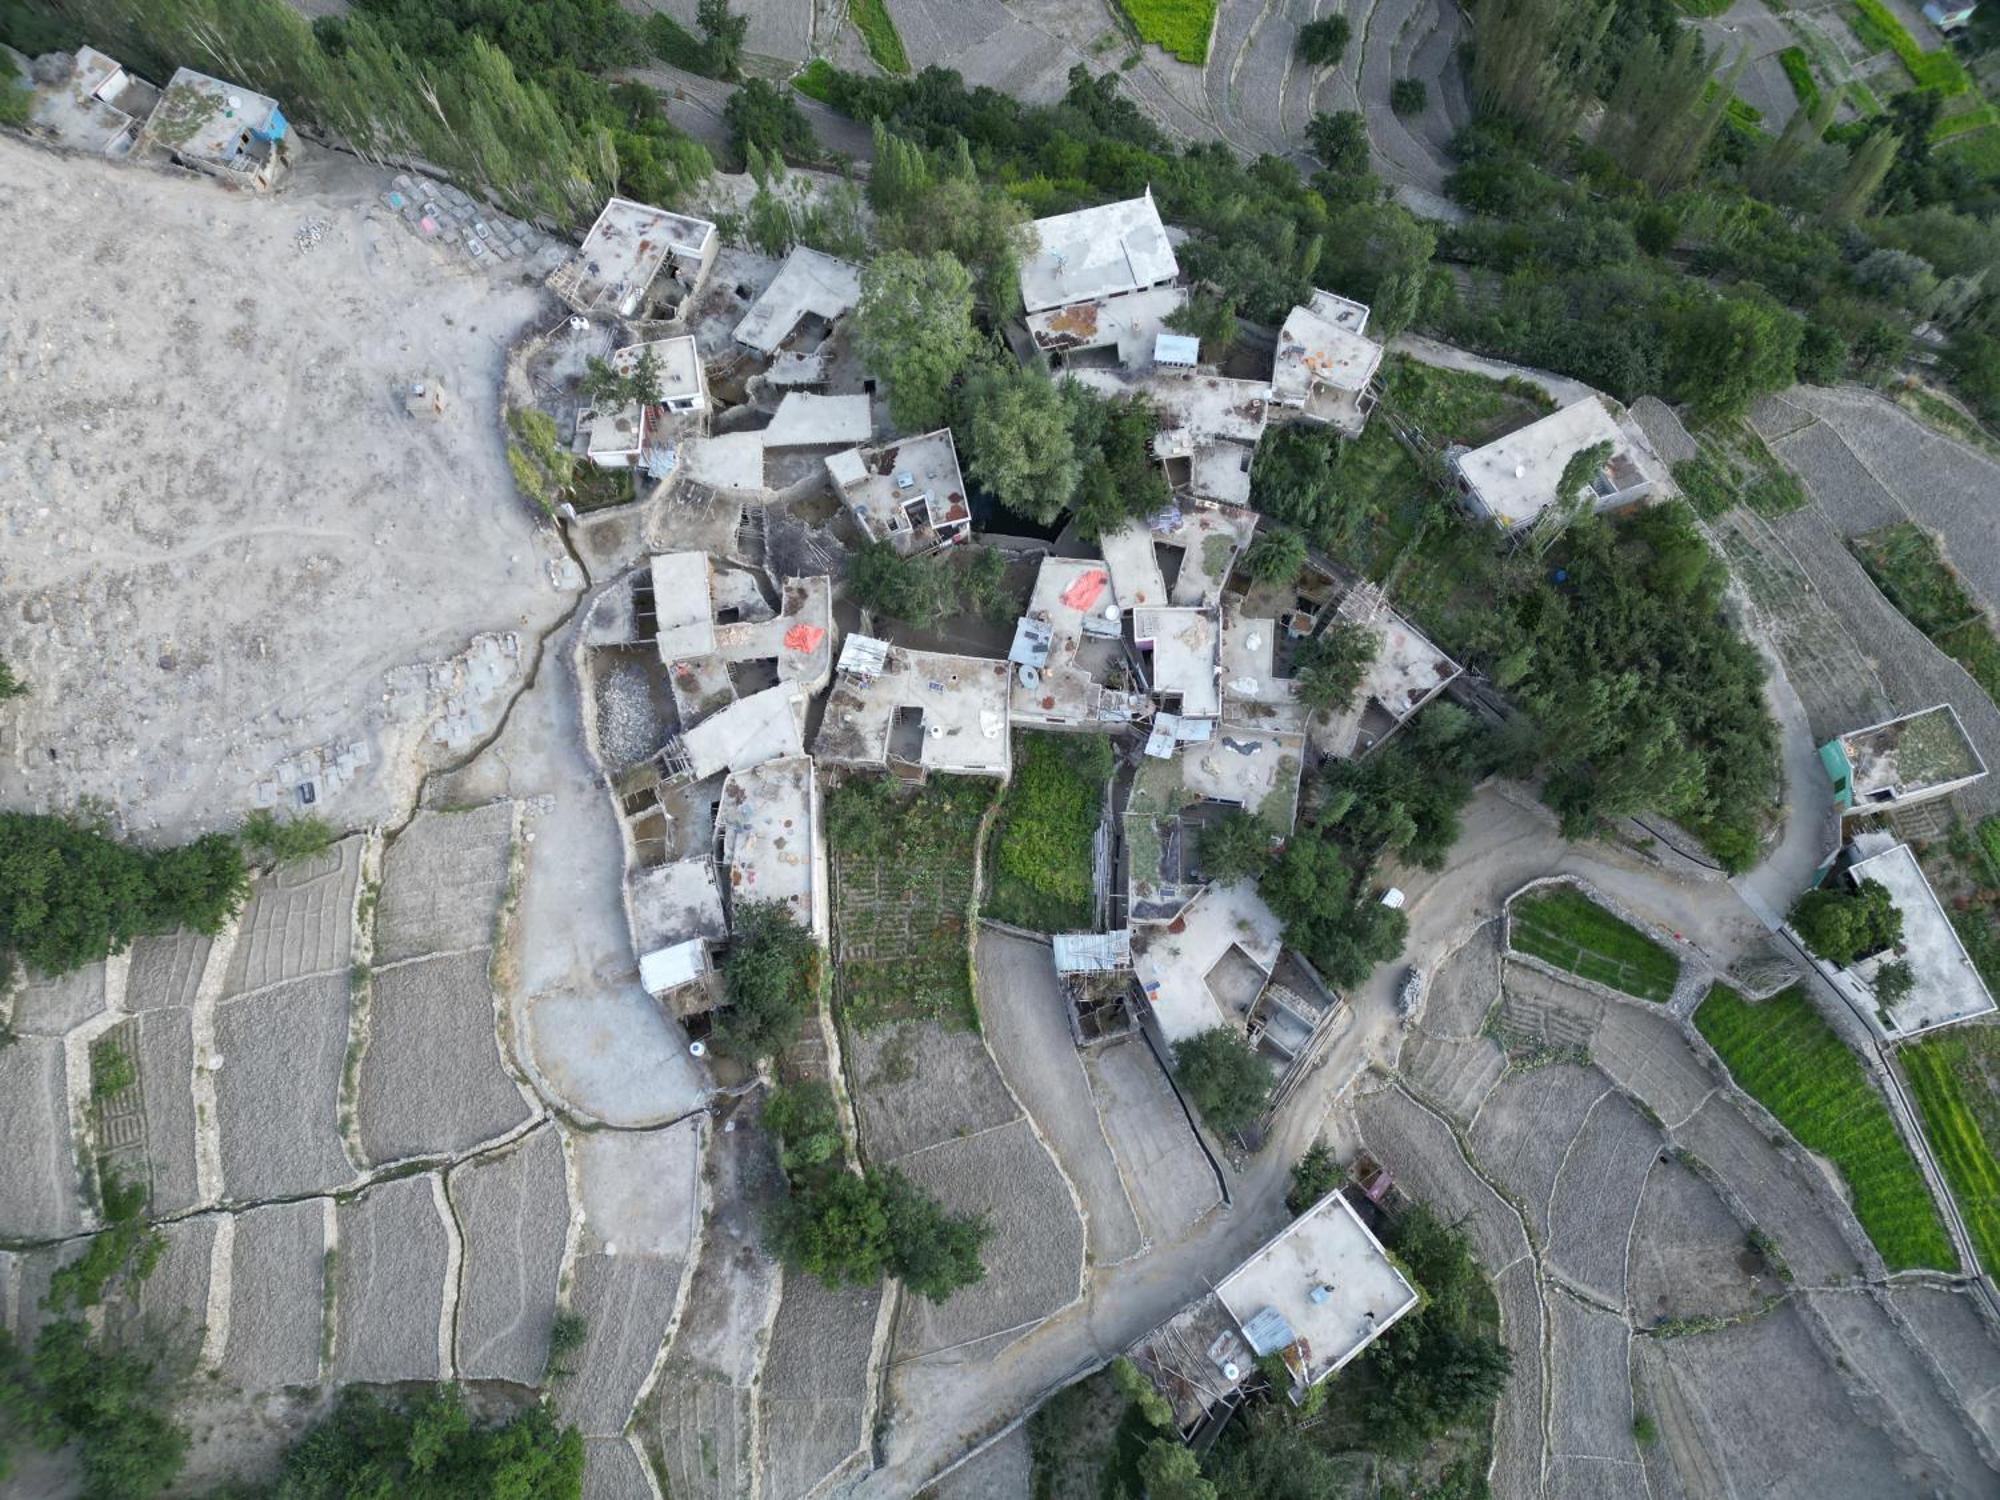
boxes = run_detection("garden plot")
[373,803,516,962]
[333,1173,452,1384]
[1354,1081,1529,1275]
[1468,1064,1607,1242]
[1508,885,1678,1003]
[1398,1029,1507,1125]
[213,971,354,1201]
[1647,1303,1913,1496]
[1082,1034,1221,1244]
[757,1273,886,1500]
[1492,962,1604,1057]
[0,1037,83,1239]
[1626,1159,1767,1327]
[124,932,210,1012]
[121,1215,214,1376]
[974,929,1143,1265]
[449,1124,569,1384]
[223,837,362,995]
[222,1198,328,1390]
[572,1117,704,1257]
[1765,418,1908,534]
[893,1118,1087,1358]
[1891,1286,2000,1451]
[557,1252,691,1435]
[358,949,533,1164]
[581,1436,652,1500]
[1546,1092,1660,1305]
[1489,1259,1547,1500]
[1548,1291,1636,1462]
[131,1008,200,1214]
[10,961,106,1035]
[1676,1093,1862,1286]
[847,1021,1020,1162]
[887,0,1086,104]
[1801,1289,1995,1494]
[1590,1001,1717,1129]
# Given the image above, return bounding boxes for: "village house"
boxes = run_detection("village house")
[22,45,161,157]
[825,428,972,553]
[1007,558,1150,731]
[1019,187,1180,318]
[1027,284,1191,370]
[1450,395,1663,531]
[1073,369,1271,508]
[732,245,862,360]
[580,335,708,474]
[813,635,1011,779]
[1270,289,1385,437]
[549,196,719,320]
[716,755,829,946]
[142,66,287,190]
[1820,703,1987,818]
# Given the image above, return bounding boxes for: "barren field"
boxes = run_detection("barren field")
[11,960,107,1034]
[557,1252,691,1435]
[222,1200,329,1391]
[758,1273,886,1500]
[332,1173,452,1384]
[373,803,516,963]
[124,932,210,1012]
[0,1036,82,1239]
[225,838,362,993]
[1082,1033,1221,1244]
[449,1124,570,1384]
[213,972,355,1201]
[0,140,573,841]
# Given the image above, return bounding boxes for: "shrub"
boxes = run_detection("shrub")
[1286,1141,1346,1213]
[0,658,25,700]
[240,808,337,866]
[1173,1027,1273,1136]
[1390,78,1429,115]
[771,1166,989,1301]
[271,1384,583,1498]
[1293,620,1378,714]
[764,1081,845,1183]
[989,733,1112,931]
[1196,808,1276,885]
[1240,527,1306,584]
[713,901,821,1061]
[1297,14,1351,65]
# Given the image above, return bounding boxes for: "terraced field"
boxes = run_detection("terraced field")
[1508,885,1679,1002]
[1694,984,1957,1272]
[1901,1027,2000,1278]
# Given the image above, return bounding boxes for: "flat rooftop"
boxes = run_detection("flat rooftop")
[815,643,1012,777]
[1180,724,1305,831]
[1020,190,1179,315]
[1027,284,1188,363]
[1008,558,1144,727]
[147,67,281,165]
[554,197,716,316]
[1455,396,1631,528]
[1827,704,1986,812]
[651,553,716,664]
[1273,290,1383,401]
[1134,879,1284,1042]
[29,46,157,155]
[1845,843,1997,1038]
[1215,1191,1420,1385]
[1074,369,1269,506]
[733,246,861,355]
[681,684,807,781]
[717,755,823,940]
[713,575,834,689]
[764,392,871,448]
[1219,610,1306,731]
[628,855,728,953]
[1135,607,1221,720]
[825,428,970,552]
[1102,522,1170,613]
[1317,582,1461,756]
[588,337,705,464]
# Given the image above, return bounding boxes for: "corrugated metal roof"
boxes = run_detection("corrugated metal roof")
[1239,1306,1298,1357]
[1052,930,1131,973]
[640,938,707,994]
[1154,332,1201,367]
[838,633,890,678]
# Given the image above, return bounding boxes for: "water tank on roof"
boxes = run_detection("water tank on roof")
[1018,664,1042,690]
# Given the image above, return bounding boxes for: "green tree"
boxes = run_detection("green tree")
[1390,78,1429,115]
[855,251,978,431]
[845,541,958,623]
[6,1319,188,1500]
[1292,621,1378,714]
[1197,809,1276,885]
[240,809,336,866]
[270,1384,582,1498]
[1166,293,1238,361]
[697,0,749,78]
[0,659,25,700]
[1297,14,1351,64]
[1286,1141,1346,1214]
[1111,1355,1176,1431]
[1137,1439,1217,1500]
[1824,127,1900,225]
[1241,528,1306,585]
[1789,878,1903,966]
[726,77,815,165]
[958,364,1082,523]
[1306,110,1368,176]
[877,1168,990,1301]
[1172,1028,1273,1136]
[1663,291,1802,422]
[764,1081,844,1182]
[1261,836,1407,987]
[1532,438,1614,557]
[1874,957,1915,1006]
[1363,1315,1512,1455]
[713,900,821,1062]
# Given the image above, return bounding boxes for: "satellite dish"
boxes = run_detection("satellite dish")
[1104,605,1120,621]
[688,1040,707,1057]
[227,95,242,110]
[1222,1361,1241,1381]
[1514,463,1526,479]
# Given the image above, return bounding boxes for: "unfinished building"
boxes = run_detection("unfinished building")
[23,45,161,157]
[1311,582,1460,757]
[716,755,828,945]
[825,428,972,554]
[142,67,287,190]
[548,197,718,320]
[1019,188,1179,317]
[579,335,708,474]
[814,636,1011,779]
[732,245,861,358]
[1269,290,1384,437]
[1074,369,1271,507]
[1820,703,1987,818]
[1450,395,1663,531]
[1052,932,1140,1044]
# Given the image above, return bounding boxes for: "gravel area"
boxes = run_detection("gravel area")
[1890,1286,2000,1454]
[1546,1091,1659,1306]
[1648,1303,1911,1497]
[358,949,532,1164]
[1083,1034,1221,1246]
[450,1124,569,1384]
[572,1116,704,1257]
[1801,1289,1994,1495]
[581,1436,654,1500]
[1677,1093,1863,1286]
[224,1199,328,1390]
[125,1214,215,1376]
[223,837,362,994]
[849,1021,1020,1163]
[0,1037,82,1239]
[213,972,354,1201]
[974,930,1143,1265]
[758,1272,885,1500]
[1626,1158,1767,1327]
[134,1008,201,1215]
[11,962,106,1035]
[374,803,515,963]
[333,1174,451,1384]
[1548,1290,1636,1462]
[125,932,210,1012]
[1468,1064,1608,1244]
[557,1252,690,1435]
[1591,1002,1718,1129]
[893,1118,1086,1358]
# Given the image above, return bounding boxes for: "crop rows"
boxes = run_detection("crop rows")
[1694,984,1958,1271]
[1509,887,1678,1003]
[1902,1031,2000,1278]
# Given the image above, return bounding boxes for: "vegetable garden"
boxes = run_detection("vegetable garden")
[1901,1029,2000,1278]
[1507,886,1679,1002]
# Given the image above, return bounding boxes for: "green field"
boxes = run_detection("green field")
[1118,0,1219,62]
[1850,0,1973,94]
[1902,1029,2000,1277]
[986,733,1112,933]
[851,0,909,73]
[1851,523,2000,708]
[1695,984,1958,1271]
[1508,886,1680,1002]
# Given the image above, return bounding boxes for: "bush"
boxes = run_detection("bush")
[0,658,24,700]
[1390,78,1428,115]
[1292,621,1378,714]
[726,77,816,166]
[270,1384,583,1499]
[764,1081,844,1183]
[1297,14,1351,65]
[771,1166,989,1301]
[1790,877,1903,966]
[713,901,821,1061]
[1173,1028,1273,1136]
[845,541,957,623]
[1286,1141,1345,1213]
[1240,528,1306,584]
[1196,808,1276,885]
[988,733,1113,931]
[240,809,336,866]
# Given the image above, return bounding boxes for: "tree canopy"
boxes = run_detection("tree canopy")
[714,900,821,1061]
[1790,877,1904,966]
[1172,1028,1274,1136]
[855,250,979,432]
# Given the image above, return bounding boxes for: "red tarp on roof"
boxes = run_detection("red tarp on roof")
[1060,568,1109,612]
[783,624,826,654]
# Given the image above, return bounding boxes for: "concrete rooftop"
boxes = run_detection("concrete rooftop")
[1830,704,1986,814]
[1027,284,1188,364]
[629,855,728,953]
[763,392,872,448]
[825,428,970,552]
[1844,842,1997,1039]
[1135,607,1221,720]
[1180,724,1306,831]
[652,553,716,664]
[681,684,808,781]
[1009,558,1145,728]
[1134,878,1284,1041]
[1020,189,1179,315]
[814,643,1012,777]
[1454,395,1634,528]
[553,196,715,317]
[1316,582,1461,757]
[146,67,280,167]
[717,755,826,942]
[733,245,861,355]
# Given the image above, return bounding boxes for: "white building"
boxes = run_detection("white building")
[825,429,972,554]
[1019,188,1180,316]
[1271,290,1384,437]
[143,67,287,189]
[582,336,708,472]
[1450,396,1662,531]
[733,246,862,356]
[814,636,1011,778]
[549,197,718,319]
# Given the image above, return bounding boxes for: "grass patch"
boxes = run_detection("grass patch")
[1694,983,1958,1271]
[827,775,994,1029]
[851,0,910,74]
[1850,522,2000,707]
[1890,384,2000,461]
[1779,46,1821,112]
[985,732,1112,932]
[1117,0,1219,62]
[1903,1028,2000,1277]
[794,59,838,104]
[1681,417,1808,518]
[1940,123,2000,176]
[1674,0,1733,14]
[1850,0,1973,94]
[1508,886,1679,1002]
